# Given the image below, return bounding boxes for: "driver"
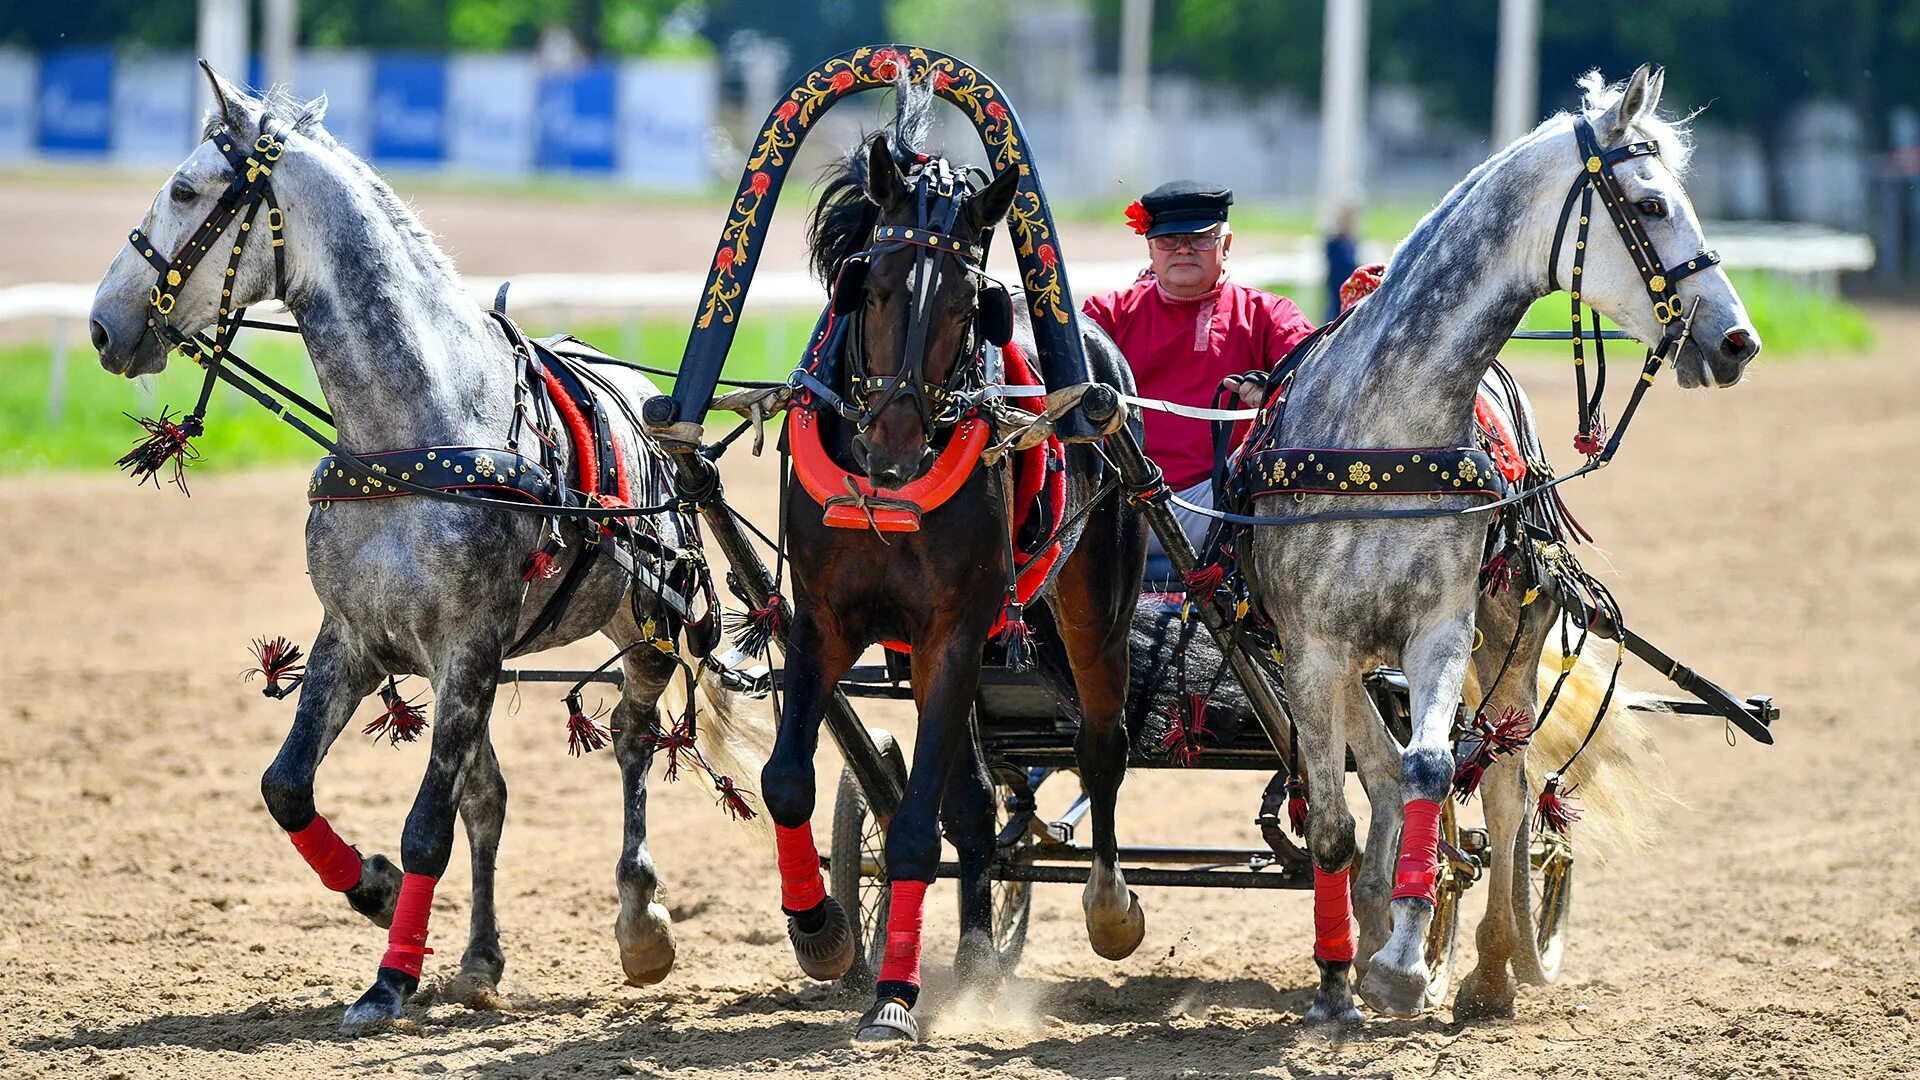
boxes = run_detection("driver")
[1081,180,1315,563]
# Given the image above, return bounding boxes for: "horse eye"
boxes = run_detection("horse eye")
[170,182,198,204]
[1636,198,1666,218]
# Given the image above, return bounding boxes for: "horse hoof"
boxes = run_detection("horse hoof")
[346,854,402,929]
[444,970,506,1012]
[788,897,856,982]
[616,901,677,986]
[1451,976,1517,1021]
[1357,958,1430,1018]
[953,928,1002,991]
[340,981,409,1035]
[1085,890,1146,961]
[853,998,920,1045]
[1302,998,1365,1030]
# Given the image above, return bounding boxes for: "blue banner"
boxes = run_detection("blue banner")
[370,54,445,164]
[537,61,617,173]
[37,48,112,155]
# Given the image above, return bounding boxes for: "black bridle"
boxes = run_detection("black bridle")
[833,157,997,437]
[1549,115,1721,456]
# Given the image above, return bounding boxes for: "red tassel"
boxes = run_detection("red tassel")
[1534,773,1582,834]
[1479,551,1514,594]
[997,605,1034,673]
[725,595,783,658]
[565,691,611,756]
[1573,417,1608,458]
[1158,692,1210,766]
[641,718,697,781]
[1452,706,1533,801]
[1286,775,1309,837]
[118,409,203,493]
[522,549,558,582]
[243,635,306,699]
[365,679,428,746]
[715,776,757,821]
[1181,562,1226,599]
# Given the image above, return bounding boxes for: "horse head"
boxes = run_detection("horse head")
[1550,64,1760,389]
[90,62,327,377]
[838,131,1021,488]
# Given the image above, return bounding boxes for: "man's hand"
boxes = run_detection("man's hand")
[1221,373,1266,409]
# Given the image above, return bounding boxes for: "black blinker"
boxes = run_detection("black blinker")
[977,283,1013,347]
[831,257,869,317]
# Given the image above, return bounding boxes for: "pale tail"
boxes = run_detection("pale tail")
[1531,627,1670,860]
[659,655,778,836]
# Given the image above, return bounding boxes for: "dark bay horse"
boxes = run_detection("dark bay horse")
[759,83,1145,1042]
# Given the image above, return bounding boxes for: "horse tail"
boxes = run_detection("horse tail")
[1530,628,1671,860]
[660,656,777,836]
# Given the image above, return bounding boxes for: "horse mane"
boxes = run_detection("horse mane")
[804,74,937,286]
[1571,68,1695,175]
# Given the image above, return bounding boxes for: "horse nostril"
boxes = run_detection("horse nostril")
[90,319,111,353]
[1721,327,1759,362]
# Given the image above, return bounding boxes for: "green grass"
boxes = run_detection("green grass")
[2,269,1874,475]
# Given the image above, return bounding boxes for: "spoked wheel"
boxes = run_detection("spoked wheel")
[1421,799,1467,1007]
[1512,814,1574,985]
[985,763,1035,974]
[830,728,906,990]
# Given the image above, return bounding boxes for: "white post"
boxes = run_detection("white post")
[263,0,298,92]
[1493,0,1540,148]
[197,0,250,106]
[1116,0,1153,184]
[1318,0,1368,229]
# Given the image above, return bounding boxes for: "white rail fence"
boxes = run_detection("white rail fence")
[8,226,1875,423]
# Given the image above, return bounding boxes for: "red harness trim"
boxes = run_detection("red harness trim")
[791,410,989,532]
[1474,393,1528,484]
[380,872,438,978]
[537,365,599,498]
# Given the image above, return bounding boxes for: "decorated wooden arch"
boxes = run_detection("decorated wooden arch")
[662,44,1092,427]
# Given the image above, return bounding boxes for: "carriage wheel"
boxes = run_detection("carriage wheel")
[1511,814,1574,985]
[1421,798,1466,1007]
[984,763,1035,974]
[830,728,906,989]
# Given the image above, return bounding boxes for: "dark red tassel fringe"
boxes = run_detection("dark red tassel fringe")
[522,549,559,583]
[1452,706,1533,801]
[243,635,306,699]
[118,409,203,493]
[1479,551,1514,594]
[1534,773,1582,834]
[1158,692,1210,767]
[365,679,428,746]
[725,595,783,658]
[998,604,1034,673]
[1181,562,1226,599]
[1286,775,1309,837]
[714,776,757,821]
[642,718,697,781]
[564,691,611,756]
[1572,417,1608,458]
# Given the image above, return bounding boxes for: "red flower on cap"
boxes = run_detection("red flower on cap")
[1124,199,1153,236]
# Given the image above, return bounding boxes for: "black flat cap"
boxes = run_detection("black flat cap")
[1139,179,1232,238]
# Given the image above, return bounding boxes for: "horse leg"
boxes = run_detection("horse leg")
[341,641,501,1034]
[443,741,507,1010]
[761,604,860,982]
[1358,610,1476,1018]
[1454,592,1553,1020]
[856,629,986,1043]
[1286,645,1364,1027]
[1053,501,1145,961]
[942,719,1000,994]
[258,619,399,926]
[1345,682,1406,978]
[609,644,681,986]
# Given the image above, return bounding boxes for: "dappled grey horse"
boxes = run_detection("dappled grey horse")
[1237,66,1760,1024]
[87,65,771,1032]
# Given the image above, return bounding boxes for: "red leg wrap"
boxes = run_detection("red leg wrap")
[287,814,363,892]
[379,872,437,978]
[1312,865,1357,962]
[1392,798,1444,904]
[875,879,928,987]
[773,822,828,912]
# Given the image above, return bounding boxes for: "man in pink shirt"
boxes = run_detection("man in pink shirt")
[1082,180,1315,561]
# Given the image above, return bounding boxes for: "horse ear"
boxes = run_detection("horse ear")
[1602,63,1657,143]
[198,59,247,130]
[864,133,909,212]
[965,164,1023,235]
[295,92,329,132]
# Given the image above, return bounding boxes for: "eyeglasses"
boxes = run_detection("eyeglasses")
[1148,231,1223,253]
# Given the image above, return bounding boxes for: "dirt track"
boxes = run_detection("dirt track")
[4,312,1920,1078]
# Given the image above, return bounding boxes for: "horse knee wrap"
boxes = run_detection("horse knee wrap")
[1312,865,1357,963]
[1392,798,1444,905]
[875,879,929,1007]
[774,822,828,913]
[287,814,363,892]
[380,873,438,979]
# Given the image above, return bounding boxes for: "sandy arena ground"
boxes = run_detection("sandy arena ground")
[3,169,1918,1077]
